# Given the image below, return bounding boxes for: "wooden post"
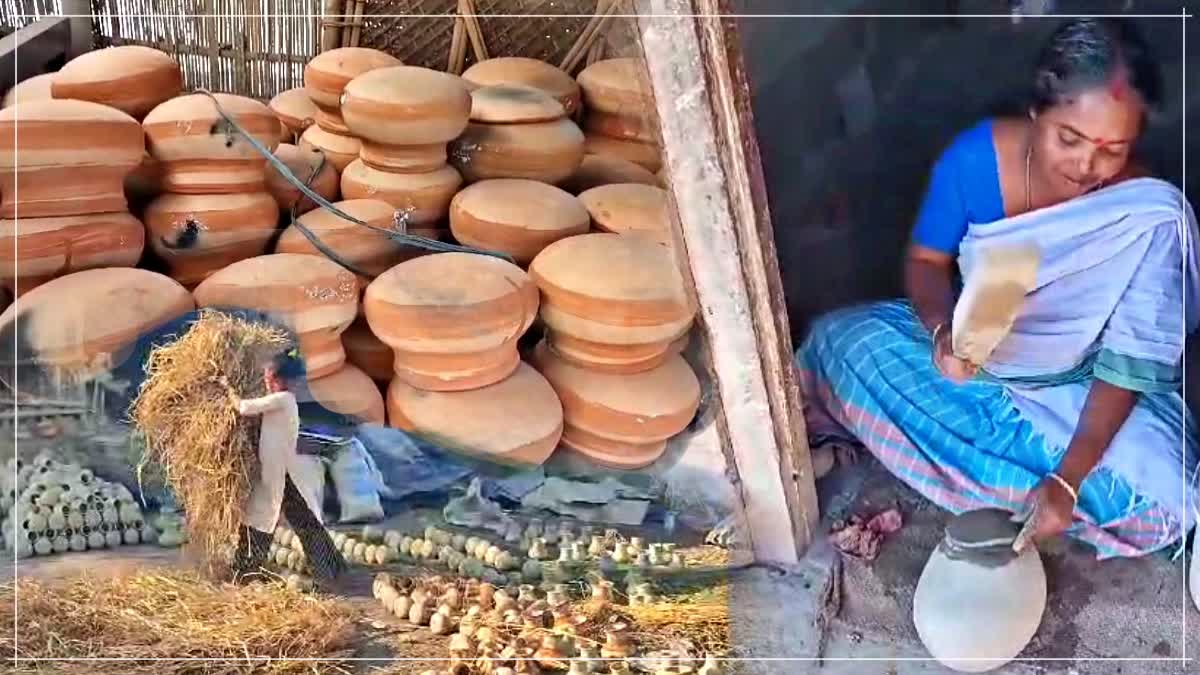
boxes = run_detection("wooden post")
[321,0,344,53]
[633,0,820,564]
[59,0,93,59]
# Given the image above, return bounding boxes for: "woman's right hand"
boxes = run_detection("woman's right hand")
[932,323,979,384]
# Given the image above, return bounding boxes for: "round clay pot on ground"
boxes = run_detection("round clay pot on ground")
[0,268,194,384]
[449,179,589,265]
[0,99,144,218]
[269,88,319,141]
[143,93,282,194]
[276,198,429,282]
[144,192,280,288]
[562,154,659,194]
[340,158,461,227]
[2,73,55,108]
[462,57,582,116]
[583,132,661,173]
[578,183,671,247]
[0,212,146,296]
[192,253,359,378]
[51,46,183,120]
[342,316,393,383]
[265,143,341,215]
[386,362,563,467]
[299,124,360,172]
[303,363,386,425]
[303,47,402,135]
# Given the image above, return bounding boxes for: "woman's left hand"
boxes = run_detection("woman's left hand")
[1012,478,1077,552]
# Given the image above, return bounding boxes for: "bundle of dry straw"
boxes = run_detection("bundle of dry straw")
[0,570,359,674]
[130,310,294,570]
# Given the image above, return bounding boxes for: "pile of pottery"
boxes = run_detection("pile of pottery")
[340,64,469,234]
[142,92,283,287]
[576,58,662,173]
[448,179,590,266]
[301,47,401,171]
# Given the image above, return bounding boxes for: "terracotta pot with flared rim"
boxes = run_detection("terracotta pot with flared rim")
[577,58,655,118]
[340,159,461,227]
[301,363,386,425]
[276,198,429,284]
[299,124,361,172]
[342,316,393,382]
[462,57,582,116]
[583,133,661,173]
[269,88,319,140]
[449,179,589,265]
[0,268,194,386]
[304,47,402,135]
[579,183,671,247]
[192,253,360,378]
[560,425,667,471]
[583,110,657,145]
[0,99,144,218]
[142,93,282,194]
[51,46,183,120]
[562,154,659,195]
[266,143,340,215]
[545,330,673,375]
[341,66,472,162]
[0,212,146,297]
[144,192,280,288]
[386,362,564,467]
[2,73,55,109]
[451,118,585,186]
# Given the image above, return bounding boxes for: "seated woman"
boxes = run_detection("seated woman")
[796,17,1198,559]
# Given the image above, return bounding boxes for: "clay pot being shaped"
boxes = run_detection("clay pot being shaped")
[342,316,393,383]
[912,509,1047,673]
[340,158,461,228]
[303,47,402,135]
[449,179,589,265]
[462,57,582,117]
[341,65,472,173]
[266,143,341,215]
[143,93,282,194]
[269,88,319,141]
[576,58,655,118]
[276,198,431,283]
[299,124,361,172]
[531,341,699,470]
[363,252,531,391]
[0,99,144,218]
[2,73,55,109]
[450,85,584,185]
[578,184,671,247]
[0,268,194,385]
[192,253,359,378]
[144,192,280,288]
[562,154,659,195]
[583,133,661,173]
[0,212,146,296]
[51,46,183,120]
[302,363,386,424]
[386,362,563,467]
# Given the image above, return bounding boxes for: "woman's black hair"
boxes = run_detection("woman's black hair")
[1031,18,1163,115]
[269,347,306,380]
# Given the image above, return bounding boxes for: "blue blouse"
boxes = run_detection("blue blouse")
[911,118,1005,256]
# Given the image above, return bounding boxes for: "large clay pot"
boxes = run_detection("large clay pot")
[562,154,659,194]
[583,133,661,173]
[143,93,282,194]
[462,57,582,116]
[531,340,698,470]
[269,88,319,142]
[449,179,589,265]
[0,212,146,296]
[266,143,340,215]
[579,183,671,247]
[299,124,360,172]
[0,268,194,384]
[576,57,654,118]
[0,99,144,218]
[386,362,563,467]
[192,253,359,378]
[276,198,429,282]
[303,47,402,135]
[363,252,530,391]
[2,73,55,109]
[342,316,393,383]
[144,192,280,288]
[341,65,472,173]
[340,158,461,227]
[51,46,183,120]
[304,363,386,425]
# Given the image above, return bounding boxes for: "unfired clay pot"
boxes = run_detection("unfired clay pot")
[303,363,386,425]
[462,57,582,116]
[265,143,341,215]
[576,58,654,118]
[386,362,563,467]
[449,179,589,265]
[342,316,394,383]
[269,88,319,141]
[303,47,402,135]
[579,183,671,247]
[276,198,428,282]
[562,154,659,194]
[0,99,144,218]
[583,133,662,173]
[192,253,359,378]
[51,46,183,120]
[0,212,145,296]
[144,192,280,288]
[299,124,361,172]
[142,93,282,194]
[0,268,194,383]
[340,158,461,227]
[2,73,55,109]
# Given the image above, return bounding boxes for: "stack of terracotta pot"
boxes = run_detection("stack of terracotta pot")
[528,232,699,470]
[301,47,401,172]
[141,93,284,289]
[576,58,662,174]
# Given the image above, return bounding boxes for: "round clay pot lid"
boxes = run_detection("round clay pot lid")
[577,58,651,111]
[294,198,395,233]
[453,179,589,233]
[56,45,178,78]
[462,57,580,109]
[3,73,55,108]
[144,92,276,131]
[304,363,386,424]
[532,340,699,419]
[579,183,669,243]
[565,154,659,193]
[342,65,471,115]
[431,251,539,331]
[193,253,359,310]
[468,84,565,124]
[0,97,139,125]
[367,252,522,309]
[304,47,403,100]
[269,87,318,129]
